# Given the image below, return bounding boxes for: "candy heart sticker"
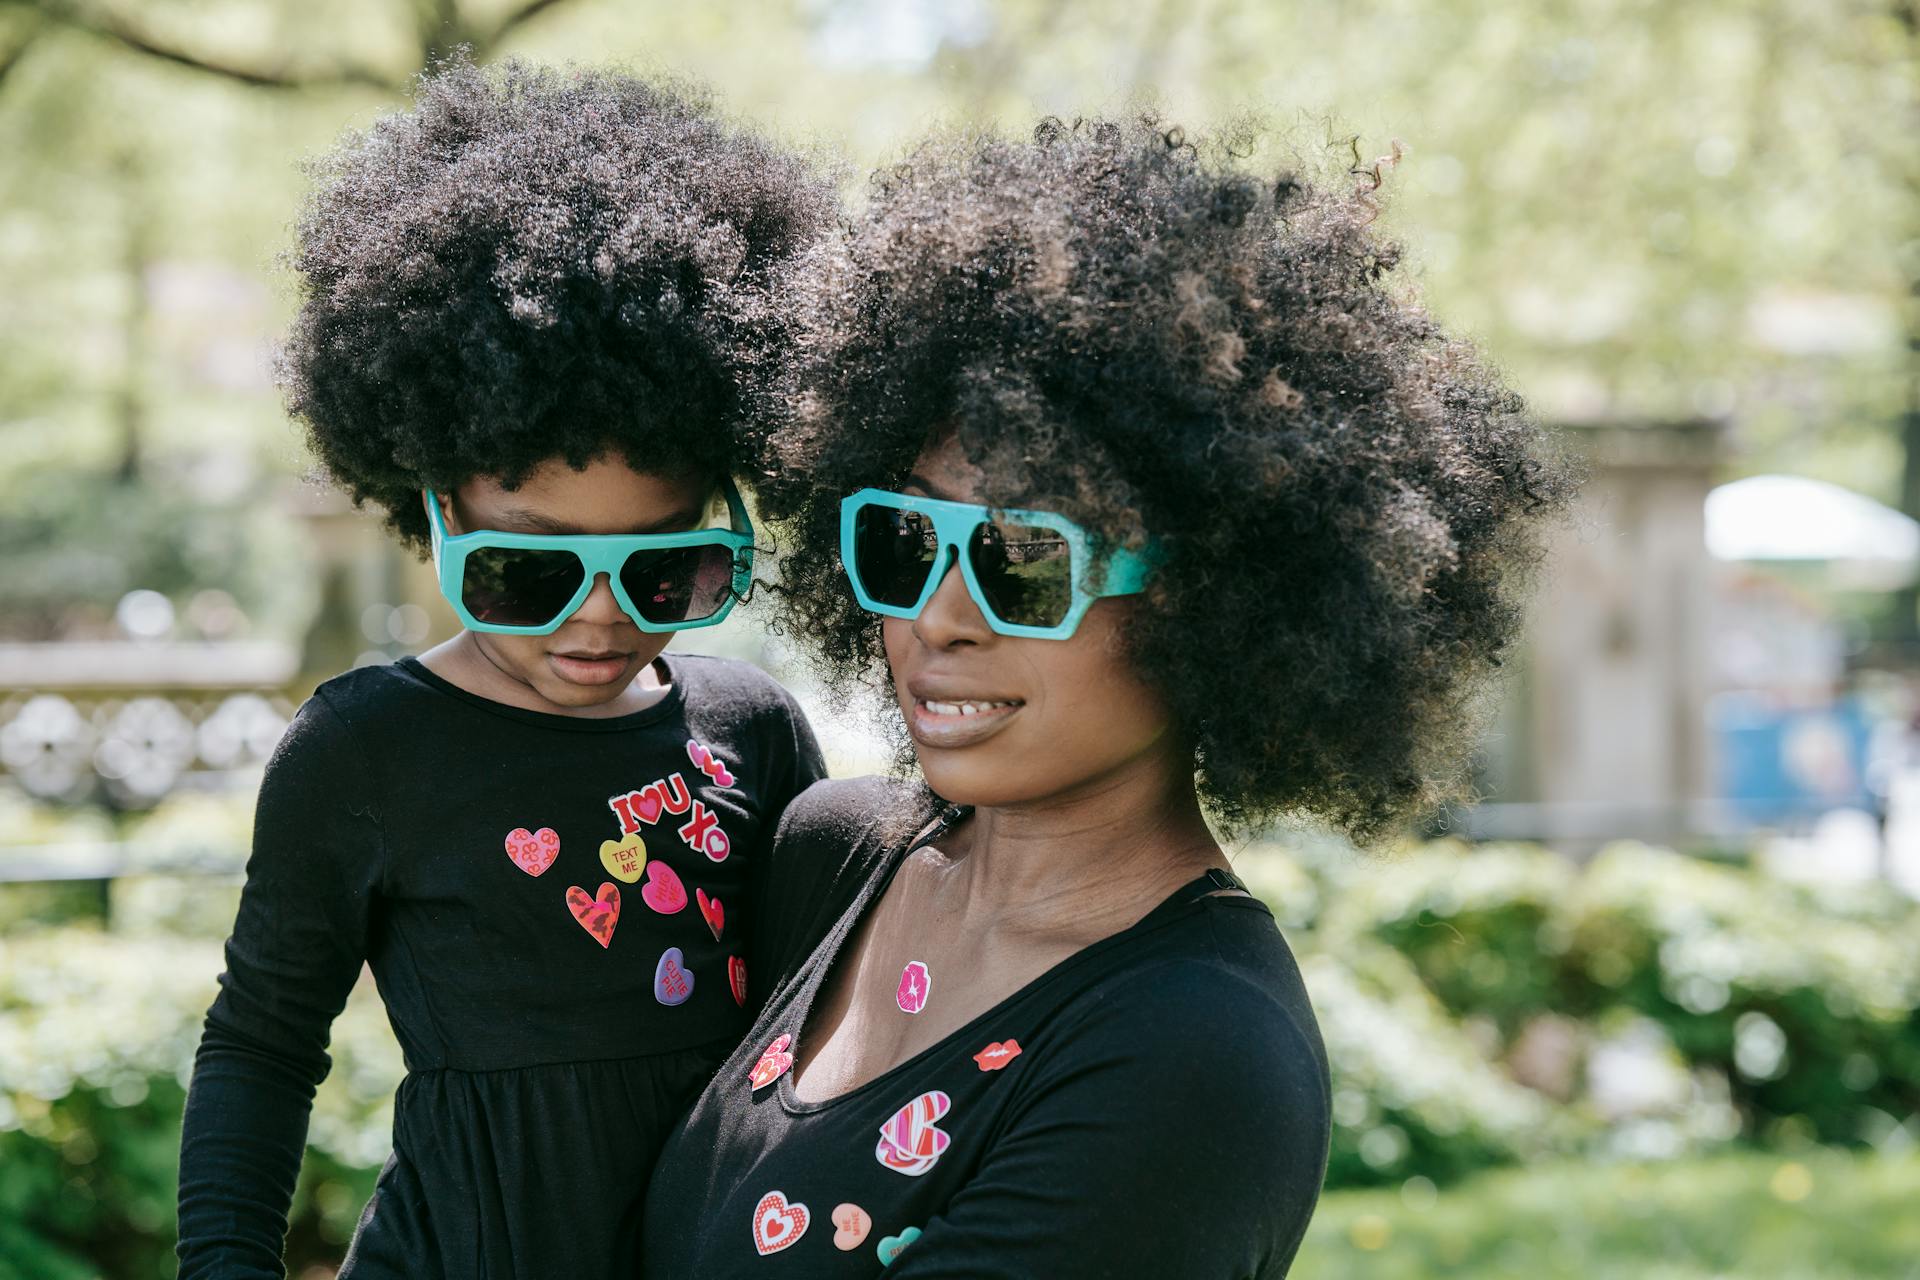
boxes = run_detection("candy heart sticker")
[895,960,931,1014]
[750,1189,808,1256]
[696,887,725,940]
[875,1089,951,1176]
[504,827,558,877]
[749,1033,794,1090]
[639,860,687,914]
[597,832,646,883]
[654,947,694,1006]
[830,1203,871,1251]
[566,883,620,948]
[877,1226,922,1266]
[974,1038,1023,1071]
[728,955,748,1007]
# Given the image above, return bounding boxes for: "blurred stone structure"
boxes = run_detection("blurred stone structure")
[1467,419,1725,850]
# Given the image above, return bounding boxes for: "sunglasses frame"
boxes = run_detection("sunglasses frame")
[426,478,756,635]
[838,487,1157,641]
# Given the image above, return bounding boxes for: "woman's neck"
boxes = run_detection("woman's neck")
[920,748,1225,944]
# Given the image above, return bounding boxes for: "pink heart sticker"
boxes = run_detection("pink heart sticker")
[751,1190,808,1256]
[875,1089,951,1176]
[504,827,558,876]
[749,1033,793,1090]
[687,738,736,788]
[639,861,687,914]
[565,882,619,948]
[696,887,725,940]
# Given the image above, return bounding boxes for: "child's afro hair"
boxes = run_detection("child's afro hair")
[754,116,1582,842]
[281,56,834,552]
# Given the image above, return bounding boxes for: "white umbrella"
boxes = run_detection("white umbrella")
[1705,475,1920,578]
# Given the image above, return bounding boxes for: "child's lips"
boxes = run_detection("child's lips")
[549,651,633,684]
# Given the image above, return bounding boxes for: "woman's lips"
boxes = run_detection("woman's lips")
[548,651,634,685]
[907,697,1024,749]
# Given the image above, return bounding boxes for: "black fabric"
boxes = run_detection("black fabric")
[640,778,1332,1280]
[177,653,825,1280]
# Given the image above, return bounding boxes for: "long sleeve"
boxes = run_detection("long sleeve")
[884,963,1331,1280]
[176,691,386,1279]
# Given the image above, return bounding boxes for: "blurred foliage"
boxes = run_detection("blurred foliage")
[0,0,1914,647]
[1293,1148,1920,1279]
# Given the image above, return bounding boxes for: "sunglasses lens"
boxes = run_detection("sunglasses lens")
[619,543,737,625]
[461,547,587,628]
[852,503,941,608]
[968,519,1074,629]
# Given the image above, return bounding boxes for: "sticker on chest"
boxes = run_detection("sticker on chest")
[750,1190,809,1256]
[875,1089,951,1176]
[974,1038,1023,1071]
[748,1033,794,1090]
[877,1226,922,1266]
[895,960,931,1014]
[565,882,620,948]
[654,947,695,1005]
[687,737,736,788]
[830,1203,871,1251]
[504,827,558,877]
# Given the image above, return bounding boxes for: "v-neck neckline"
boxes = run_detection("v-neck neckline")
[774,811,1258,1115]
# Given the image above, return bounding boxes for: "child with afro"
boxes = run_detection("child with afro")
[175,60,833,1279]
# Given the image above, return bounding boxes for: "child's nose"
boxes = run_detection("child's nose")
[571,573,629,626]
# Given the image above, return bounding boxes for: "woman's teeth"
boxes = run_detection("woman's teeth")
[923,699,1017,716]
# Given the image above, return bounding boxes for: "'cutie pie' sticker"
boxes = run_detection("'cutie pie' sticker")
[749,1034,794,1090]
[974,1039,1023,1071]
[751,1190,808,1256]
[653,947,694,1006]
[895,960,931,1014]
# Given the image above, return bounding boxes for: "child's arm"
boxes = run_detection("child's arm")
[176,692,383,1279]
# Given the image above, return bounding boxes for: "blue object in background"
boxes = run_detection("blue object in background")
[1711,694,1875,825]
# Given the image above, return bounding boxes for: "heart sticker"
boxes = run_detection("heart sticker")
[875,1089,951,1176]
[696,887,725,940]
[598,832,646,883]
[895,960,931,1015]
[687,738,736,788]
[728,955,748,1007]
[831,1203,871,1251]
[750,1190,808,1256]
[749,1033,794,1090]
[974,1038,1023,1071]
[566,883,620,948]
[654,947,694,1006]
[877,1226,922,1266]
[639,860,687,914]
[504,827,558,877]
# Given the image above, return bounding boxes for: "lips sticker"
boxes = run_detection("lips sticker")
[875,1089,951,1176]
[639,860,686,914]
[653,947,694,1005]
[566,882,620,948]
[598,832,646,883]
[504,827,558,877]
[974,1038,1023,1071]
[749,1033,794,1090]
[696,887,725,940]
[750,1189,808,1256]
[896,960,931,1014]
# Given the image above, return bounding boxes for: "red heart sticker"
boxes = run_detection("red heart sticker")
[565,882,620,948]
[639,861,687,914]
[696,887,725,940]
[728,955,748,1007]
[974,1038,1023,1071]
[750,1189,808,1256]
[749,1033,793,1090]
[504,827,558,876]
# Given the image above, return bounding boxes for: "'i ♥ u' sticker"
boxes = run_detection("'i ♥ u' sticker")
[895,960,931,1014]
[875,1089,951,1176]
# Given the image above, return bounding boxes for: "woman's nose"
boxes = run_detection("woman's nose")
[910,549,993,649]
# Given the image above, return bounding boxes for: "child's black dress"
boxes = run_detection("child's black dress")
[175,654,824,1280]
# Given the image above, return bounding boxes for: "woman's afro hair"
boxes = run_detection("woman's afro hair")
[280,56,834,552]
[754,116,1582,843]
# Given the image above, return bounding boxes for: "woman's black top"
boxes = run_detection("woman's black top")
[176,653,824,1280]
[640,778,1331,1279]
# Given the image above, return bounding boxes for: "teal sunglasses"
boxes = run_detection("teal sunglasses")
[427,479,755,635]
[839,487,1157,640]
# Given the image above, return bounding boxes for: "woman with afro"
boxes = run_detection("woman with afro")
[177,60,832,1279]
[640,117,1578,1277]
